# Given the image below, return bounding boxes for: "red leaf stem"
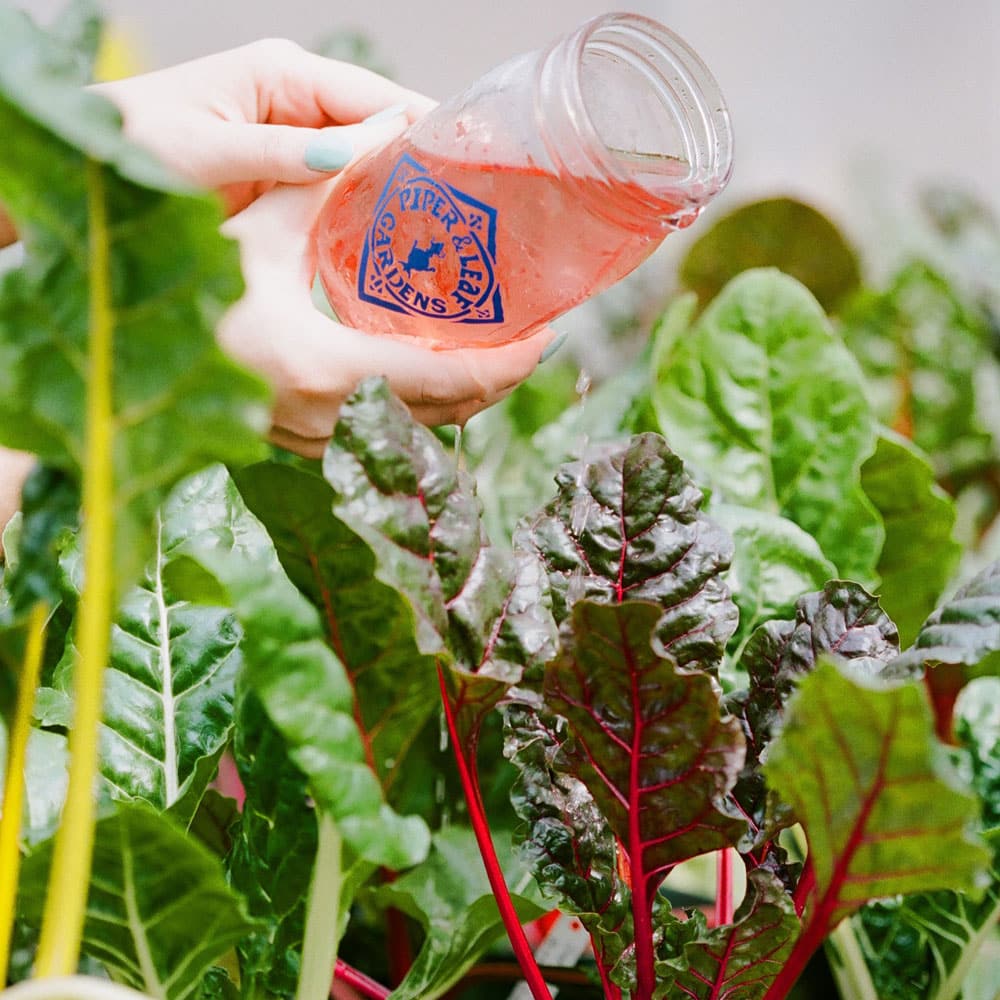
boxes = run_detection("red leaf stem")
[792,858,814,919]
[437,664,553,1000]
[385,899,413,985]
[333,959,390,1000]
[712,849,735,928]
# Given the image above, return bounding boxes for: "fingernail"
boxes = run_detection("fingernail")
[362,102,409,125]
[304,129,354,172]
[540,331,569,363]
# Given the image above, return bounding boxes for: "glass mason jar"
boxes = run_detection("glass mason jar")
[315,12,733,347]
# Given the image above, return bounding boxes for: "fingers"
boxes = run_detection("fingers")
[194,111,409,189]
[247,39,437,126]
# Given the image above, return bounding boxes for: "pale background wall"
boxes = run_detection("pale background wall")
[16,0,1000,265]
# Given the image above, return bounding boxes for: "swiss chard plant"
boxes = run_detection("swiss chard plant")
[1,6,999,1000]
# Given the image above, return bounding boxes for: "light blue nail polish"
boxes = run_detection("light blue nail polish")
[540,331,569,363]
[304,130,354,172]
[362,102,409,125]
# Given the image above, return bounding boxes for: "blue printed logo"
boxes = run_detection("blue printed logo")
[358,154,503,324]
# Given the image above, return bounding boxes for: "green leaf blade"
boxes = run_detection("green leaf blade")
[765,661,991,931]
[861,432,961,645]
[19,803,256,1000]
[652,269,883,584]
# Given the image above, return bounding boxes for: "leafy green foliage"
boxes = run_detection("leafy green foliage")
[167,465,430,870]
[19,803,256,999]
[505,701,633,979]
[655,869,799,1000]
[855,677,1000,1000]
[712,504,835,667]
[840,263,995,482]
[861,432,960,645]
[651,269,883,583]
[368,827,543,1000]
[517,432,738,663]
[728,582,899,857]
[42,474,244,811]
[234,461,440,814]
[680,197,862,312]
[766,661,991,925]
[0,5,269,590]
[546,600,746,877]
[227,694,318,1000]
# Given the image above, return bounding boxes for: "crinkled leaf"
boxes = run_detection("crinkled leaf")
[48,473,245,810]
[679,198,861,313]
[505,701,633,980]
[165,465,429,869]
[729,582,900,851]
[840,262,994,479]
[712,504,835,669]
[651,269,883,584]
[861,431,960,645]
[891,558,1000,741]
[369,826,544,1000]
[517,432,737,668]
[323,378,557,742]
[655,868,799,1000]
[546,600,746,887]
[18,803,256,1000]
[0,6,269,590]
[765,660,991,934]
[234,461,439,810]
[892,560,1000,680]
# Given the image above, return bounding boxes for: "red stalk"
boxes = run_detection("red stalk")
[437,664,554,1000]
[333,959,391,999]
[712,849,735,928]
[385,901,413,985]
[792,857,815,919]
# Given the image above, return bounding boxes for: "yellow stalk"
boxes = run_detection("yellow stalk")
[0,602,48,982]
[35,159,115,977]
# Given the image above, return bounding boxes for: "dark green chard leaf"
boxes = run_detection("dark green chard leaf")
[728,582,899,856]
[19,803,256,1000]
[861,431,960,646]
[0,6,269,592]
[166,464,430,870]
[840,262,994,482]
[891,559,1000,741]
[505,701,633,986]
[324,378,555,675]
[651,269,883,584]
[516,432,738,665]
[545,600,747,997]
[654,869,799,1000]
[227,693,319,1000]
[234,461,440,813]
[367,827,544,1000]
[679,198,861,314]
[761,660,992,997]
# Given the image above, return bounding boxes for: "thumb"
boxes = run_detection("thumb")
[204,106,410,187]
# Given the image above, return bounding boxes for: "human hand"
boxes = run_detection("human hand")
[220,180,555,457]
[93,38,435,214]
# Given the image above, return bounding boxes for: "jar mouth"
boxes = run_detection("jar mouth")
[560,13,733,225]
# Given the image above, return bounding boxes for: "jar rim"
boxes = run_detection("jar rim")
[553,12,734,224]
